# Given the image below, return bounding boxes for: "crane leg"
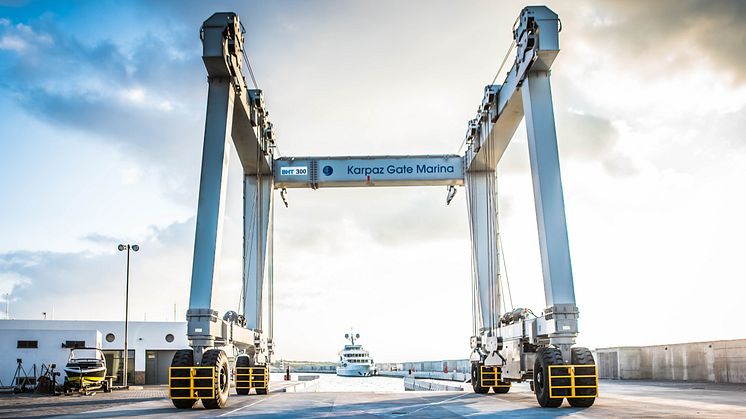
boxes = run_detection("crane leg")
[522,71,578,362]
[466,170,501,332]
[243,174,273,335]
[186,77,235,361]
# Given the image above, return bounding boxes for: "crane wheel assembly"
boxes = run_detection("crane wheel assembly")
[470,362,490,394]
[200,349,231,409]
[534,348,565,408]
[235,355,251,396]
[168,349,197,409]
[566,347,598,407]
[532,346,598,408]
[168,348,231,409]
[235,354,269,395]
[172,4,599,410]
[471,362,511,394]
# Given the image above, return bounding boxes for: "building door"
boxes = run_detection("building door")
[145,351,157,385]
[145,350,177,384]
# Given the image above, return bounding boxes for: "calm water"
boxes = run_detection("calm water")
[272,372,405,392]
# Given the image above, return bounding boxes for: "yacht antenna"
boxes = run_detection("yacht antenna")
[345,330,360,345]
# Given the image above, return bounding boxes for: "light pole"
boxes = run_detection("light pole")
[118,243,139,387]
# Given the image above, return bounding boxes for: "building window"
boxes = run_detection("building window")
[165,333,174,343]
[17,340,38,349]
[106,333,115,343]
[62,340,86,349]
[103,349,135,386]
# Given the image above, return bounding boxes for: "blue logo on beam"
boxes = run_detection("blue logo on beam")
[322,165,333,176]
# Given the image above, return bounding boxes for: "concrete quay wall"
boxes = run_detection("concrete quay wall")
[378,370,469,382]
[289,365,336,373]
[377,359,471,375]
[403,377,464,391]
[596,338,746,383]
[381,338,746,385]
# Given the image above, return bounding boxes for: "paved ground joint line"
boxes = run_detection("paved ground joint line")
[404,392,472,415]
[217,394,275,417]
[322,393,337,418]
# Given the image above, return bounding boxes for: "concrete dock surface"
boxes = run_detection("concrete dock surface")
[1,379,745,418]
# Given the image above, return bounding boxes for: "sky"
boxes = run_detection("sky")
[1,0,745,363]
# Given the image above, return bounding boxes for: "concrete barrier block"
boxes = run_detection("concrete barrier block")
[598,339,746,384]
[724,340,746,383]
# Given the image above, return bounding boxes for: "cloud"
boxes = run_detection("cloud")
[559,112,617,158]
[119,167,143,185]
[81,232,121,246]
[0,16,206,205]
[0,34,25,50]
[602,155,637,177]
[274,187,469,253]
[0,21,52,51]
[0,219,198,321]
[588,0,746,83]
[0,271,30,297]
[15,87,194,159]
[494,110,638,178]
[557,110,638,176]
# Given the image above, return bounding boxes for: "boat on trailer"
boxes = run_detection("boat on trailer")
[63,348,111,393]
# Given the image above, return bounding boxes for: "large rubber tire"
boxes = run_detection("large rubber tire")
[201,349,230,409]
[470,362,489,394]
[567,347,596,408]
[255,365,268,395]
[493,384,510,394]
[534,347,564,408]
[171,349,197,409]
[235,356,250,396]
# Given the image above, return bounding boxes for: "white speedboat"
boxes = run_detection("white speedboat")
[63,348,107,386]
[336,331,376,377]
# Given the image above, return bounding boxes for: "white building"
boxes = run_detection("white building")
[0,319,187,385]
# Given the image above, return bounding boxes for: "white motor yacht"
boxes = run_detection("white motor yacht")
[336,331,376,377]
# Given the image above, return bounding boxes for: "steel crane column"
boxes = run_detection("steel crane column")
[186,77,235,357]
[243,174,273,332]
[184,13,276,367]
[522,70,578,360]
[466,170,501,332]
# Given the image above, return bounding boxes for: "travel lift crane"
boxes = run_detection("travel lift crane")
[169,5,598,410]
